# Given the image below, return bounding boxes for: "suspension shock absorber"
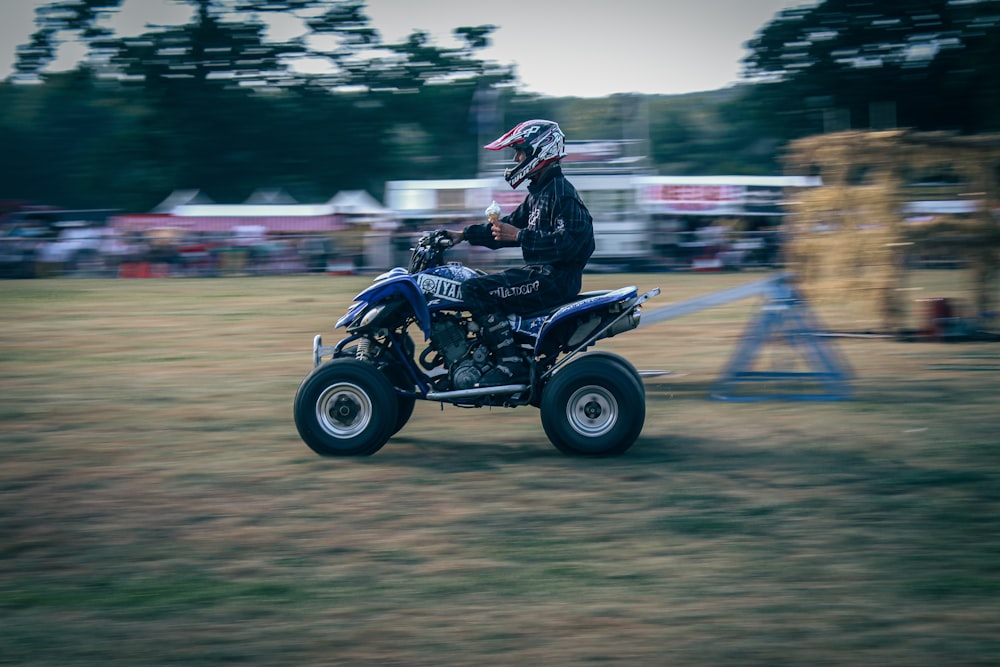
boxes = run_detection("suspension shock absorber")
[355,336,372,362]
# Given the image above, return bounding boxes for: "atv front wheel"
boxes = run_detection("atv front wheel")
[294,358,399,456]
[335,344,415,436]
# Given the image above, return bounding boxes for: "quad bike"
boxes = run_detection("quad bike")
[294,229,659,456]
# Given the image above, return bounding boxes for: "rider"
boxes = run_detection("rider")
[447,119,595,387]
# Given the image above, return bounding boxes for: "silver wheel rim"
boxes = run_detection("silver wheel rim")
[566,385,617,437]
[316,382,372,438]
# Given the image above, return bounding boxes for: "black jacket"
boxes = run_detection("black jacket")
[463,165,595,272]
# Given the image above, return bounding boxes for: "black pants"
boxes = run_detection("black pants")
[462,265,581,318]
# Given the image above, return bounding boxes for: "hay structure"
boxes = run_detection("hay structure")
[782,130,1000,332]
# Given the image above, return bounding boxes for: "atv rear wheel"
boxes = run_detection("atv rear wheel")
[540,354,645,456]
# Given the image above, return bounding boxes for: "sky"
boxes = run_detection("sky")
[0,0,809,98]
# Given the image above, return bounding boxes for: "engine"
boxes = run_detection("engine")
[421,314,492,390]
[429,314,470,366]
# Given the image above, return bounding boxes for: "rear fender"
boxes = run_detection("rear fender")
[537,286,660,378]
[534,286,638,352]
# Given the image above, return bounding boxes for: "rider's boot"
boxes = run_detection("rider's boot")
[476,313,530,387]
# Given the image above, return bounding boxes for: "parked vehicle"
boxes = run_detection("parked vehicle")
[0,224,50,278]
[384,174,821,272]
[294,230,659,457]
[38,225,128,275]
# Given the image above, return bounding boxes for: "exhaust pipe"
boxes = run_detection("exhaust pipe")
[604,308,640,338]
[426,384,529,401]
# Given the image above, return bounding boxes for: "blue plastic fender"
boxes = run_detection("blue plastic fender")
[336,270,433,339]
[534,285,638,352]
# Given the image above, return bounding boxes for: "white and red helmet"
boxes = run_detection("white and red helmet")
[485,119,566,188]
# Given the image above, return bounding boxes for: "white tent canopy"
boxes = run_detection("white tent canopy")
[327,190,391,217]
[152,189,215,213]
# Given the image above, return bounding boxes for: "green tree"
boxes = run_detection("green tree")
[15,0,382,90]
[741,0,1000,135]
[5,0,513,209]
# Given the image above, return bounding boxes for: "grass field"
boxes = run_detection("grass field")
[1,270,999,666]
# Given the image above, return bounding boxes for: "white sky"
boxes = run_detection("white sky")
[0,0,809,97]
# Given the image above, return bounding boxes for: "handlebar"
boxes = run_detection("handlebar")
[407,229,455,273]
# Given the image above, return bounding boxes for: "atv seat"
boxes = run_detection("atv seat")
[515,290,612,320]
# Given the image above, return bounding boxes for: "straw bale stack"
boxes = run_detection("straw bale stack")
[783,130,1000,332]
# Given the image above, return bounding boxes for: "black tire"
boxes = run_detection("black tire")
[294,358,398,456]
[572,350,645,398]
[335,344,415,435]
[382,363,416,435]
[540,354,645,456]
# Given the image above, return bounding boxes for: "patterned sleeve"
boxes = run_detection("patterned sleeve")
[516,188,593,265]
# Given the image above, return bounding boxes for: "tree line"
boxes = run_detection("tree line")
[1,0,997,214]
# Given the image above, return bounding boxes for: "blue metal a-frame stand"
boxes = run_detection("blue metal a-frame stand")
[710,278,853,401]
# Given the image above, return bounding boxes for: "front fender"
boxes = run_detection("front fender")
[336,273,432,339]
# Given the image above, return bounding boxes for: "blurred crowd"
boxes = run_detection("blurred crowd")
[0,222,349,279]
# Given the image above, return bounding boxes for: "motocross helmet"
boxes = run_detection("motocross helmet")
[485,119,566,189]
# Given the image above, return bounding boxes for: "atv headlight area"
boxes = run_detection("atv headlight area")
[345,301,400,332]
[359,304,386,328]
[336,301,365,329]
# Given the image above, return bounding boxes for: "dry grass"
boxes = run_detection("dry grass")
[1,271,999,666]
